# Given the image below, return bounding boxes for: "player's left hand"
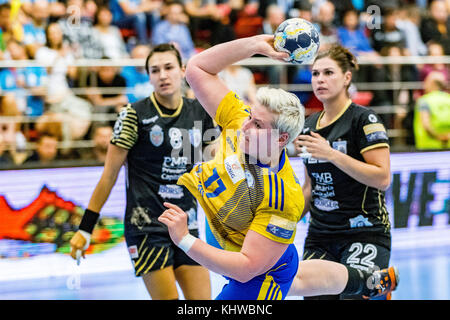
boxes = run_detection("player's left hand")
[295,131,336,161]
[158,202,189,245]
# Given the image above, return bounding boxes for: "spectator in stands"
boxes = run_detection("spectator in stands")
[0,39,47,117]
[109,0,162,45]
[396,4,427,56]
[261,4,285,34]
[86,62,128,114]
[35,22,76,105]
[419,40,450,82]
[420,0,450,54]
[375,45,419,137]
[219,64,257,105]
[121,44,154,103]
[295,0,313,21]
[0,94,27,164]
[81,123,112,164]
[0,133,14,167]
[152,1,196,61]
[24,132,59,164]
[93,5,129,59]
[184,0,235,46]
[371,8,407,53]
[58,0,103,59]
[22,0,50,59]
[337,8,377,57]
[0,3,23,53]
[260,4,285,84]
[414,71,450,150]
[313,1,338,52]
[36,22,93,148]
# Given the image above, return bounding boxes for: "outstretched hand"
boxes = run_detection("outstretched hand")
[158,202,189,245]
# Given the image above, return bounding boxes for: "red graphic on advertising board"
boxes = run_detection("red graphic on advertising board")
[0,186,123,258]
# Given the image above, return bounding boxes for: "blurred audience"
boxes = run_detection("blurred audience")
[420,0,450,54]
[58,0,103,59]
[80,123,112,164]
[109,0,162,45]
[121,44,153,103]
[370,8,407,53]
[313,1,338,52]
[396,4,427,56]
[219,64,257,105]
[1,39,47,117]
[419,40,450,82]
[414,71,450,149]
[0,3,23,54]
[85,62,128,114]
[152,1,196,61]
[337,8,376,57]
[22,0,50,59]
[261,4,285,34]
[93,5,129,59]
[24,132,59,164]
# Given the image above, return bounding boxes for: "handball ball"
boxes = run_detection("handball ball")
[274,18,320,65]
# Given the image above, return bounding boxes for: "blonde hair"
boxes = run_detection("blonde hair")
[256,87,305,144]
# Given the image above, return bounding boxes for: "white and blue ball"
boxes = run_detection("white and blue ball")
[274,18,320,65]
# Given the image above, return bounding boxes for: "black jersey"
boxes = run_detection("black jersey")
[111,93,219,238]
[303,102,391,248]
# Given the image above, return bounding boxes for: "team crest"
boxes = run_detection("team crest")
[189,128,202,148]
[150,124,164,147]
[332,140,347,154]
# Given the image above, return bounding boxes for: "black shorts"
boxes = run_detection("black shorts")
[125,229,201,277]
[303,236,391,300]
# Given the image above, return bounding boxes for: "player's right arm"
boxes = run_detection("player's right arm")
[69,144,128,262]
[185,34,288,119]
[70,104,138,263]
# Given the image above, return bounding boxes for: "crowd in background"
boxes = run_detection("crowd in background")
[0,0,449,167]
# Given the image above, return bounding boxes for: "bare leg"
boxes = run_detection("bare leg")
[142,266,179,300]
[288,259,349,297]
[174,265,212,300]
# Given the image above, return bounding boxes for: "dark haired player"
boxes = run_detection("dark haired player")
[293,44,395,299]
[70,44,219,300]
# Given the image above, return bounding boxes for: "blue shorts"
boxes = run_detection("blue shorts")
[215,244,299,300]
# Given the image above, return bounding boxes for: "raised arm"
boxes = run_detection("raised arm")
[185,35,289,119]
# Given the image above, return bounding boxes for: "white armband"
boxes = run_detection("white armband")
[177,234,197,253]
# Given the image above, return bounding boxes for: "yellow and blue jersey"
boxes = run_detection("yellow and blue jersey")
[178,91,305,252]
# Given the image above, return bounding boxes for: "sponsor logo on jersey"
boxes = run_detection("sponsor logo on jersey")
[128,245,139,259]
[150,124,164,147]
[224,154,245,184]
[349,215,374,228]
[158,184,184,199]
[266,216,296,239]
[142,115,158,125]
[363,123,388,142]
[314,197,339,211]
